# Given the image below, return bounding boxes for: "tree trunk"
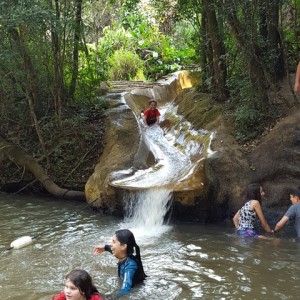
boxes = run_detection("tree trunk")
[9,27,41,115]
[26,92,50,167]
[50,0,64,128]
[9,27,49,161]
[0,137,85,201]
[225,6,270,107]
[200,6,209,92]
[267,0,285,80]
[203,0,228,101]
[69,0,83,100]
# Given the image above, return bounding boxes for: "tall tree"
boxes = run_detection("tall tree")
[49,0,64,127]
[225,1,270,107]
[69,0,83,100]
[203,0,228,101]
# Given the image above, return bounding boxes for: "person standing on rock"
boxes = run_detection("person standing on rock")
[294,61,300,93]
[143,99,161,127]
[233,183,273,238]
[273,187,300,239]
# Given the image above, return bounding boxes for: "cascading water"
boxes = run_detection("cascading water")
[110,101,215,238]
[120,188,173,238]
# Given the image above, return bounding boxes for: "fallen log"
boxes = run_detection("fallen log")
[0,136,85,201]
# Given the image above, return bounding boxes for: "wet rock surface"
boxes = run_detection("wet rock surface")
[86,72,300,223]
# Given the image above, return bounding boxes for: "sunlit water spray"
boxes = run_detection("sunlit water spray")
[120,188,173,241]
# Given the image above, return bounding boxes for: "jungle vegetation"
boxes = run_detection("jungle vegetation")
[0,0,299,190]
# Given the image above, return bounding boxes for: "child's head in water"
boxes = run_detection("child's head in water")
[64,269,99,300]
[112,229,138,258]
[111,229,147,285]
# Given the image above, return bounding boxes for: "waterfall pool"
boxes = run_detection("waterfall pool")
[0,193,299,300]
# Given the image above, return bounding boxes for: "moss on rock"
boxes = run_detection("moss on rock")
[175,89,222,130]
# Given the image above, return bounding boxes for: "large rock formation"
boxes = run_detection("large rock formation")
[85,71,198,213]
[175,86,300,223]
[86,71,300,223]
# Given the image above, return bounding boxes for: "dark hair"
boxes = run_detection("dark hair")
[115,229,147,285]
[290,186,300,198]
[243,183,262,205]
[148,99,157,105]
[65,269,99,298]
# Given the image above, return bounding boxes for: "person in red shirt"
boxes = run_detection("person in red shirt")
[143,99,161,127]
[51,269,104,300]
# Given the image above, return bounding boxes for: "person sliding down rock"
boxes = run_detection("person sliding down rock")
[143,99,161,127]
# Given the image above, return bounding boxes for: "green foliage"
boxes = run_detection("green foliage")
[97,26,135,80]
[227,70,268,142]
[172,20,197,52]
[96,14,196,81]
[234,106,264,142]
[1,0,299,146]
[108,49,145,80]
[71,47,103,102]
[128,16,195,79]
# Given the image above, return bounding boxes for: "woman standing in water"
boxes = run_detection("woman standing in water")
[93,229,147,296]
[51,269,104,300]
[233,183,273,238]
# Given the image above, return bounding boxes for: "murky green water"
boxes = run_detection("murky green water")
[0,193,299,300]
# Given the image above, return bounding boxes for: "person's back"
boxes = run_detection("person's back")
[233,183,272,238]
[238,201,257,230]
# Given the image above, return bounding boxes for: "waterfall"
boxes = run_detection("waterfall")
[120,188,173,239]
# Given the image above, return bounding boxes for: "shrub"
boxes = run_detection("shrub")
[234,105,264,142]
[107,49,145,80]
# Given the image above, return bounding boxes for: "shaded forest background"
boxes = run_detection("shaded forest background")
[0,0,299,194]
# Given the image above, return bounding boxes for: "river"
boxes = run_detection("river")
[1,192,299,300]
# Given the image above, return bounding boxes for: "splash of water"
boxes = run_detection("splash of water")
[120,188,173,240]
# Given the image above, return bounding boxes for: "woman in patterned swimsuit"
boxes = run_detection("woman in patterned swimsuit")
[233,183,273,238]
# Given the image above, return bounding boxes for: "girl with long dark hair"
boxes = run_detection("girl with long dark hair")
[233,183,273,238]
[93,229,147,295]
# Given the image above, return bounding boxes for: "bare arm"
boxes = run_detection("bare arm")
[233,210,240,229]
[93,244,105,256]
[252,200,272,233]
[274,215,289,233]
